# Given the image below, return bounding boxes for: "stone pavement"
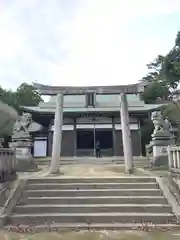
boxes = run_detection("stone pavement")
[18,164,148,180]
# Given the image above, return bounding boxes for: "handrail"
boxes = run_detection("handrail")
[168,145,180,172]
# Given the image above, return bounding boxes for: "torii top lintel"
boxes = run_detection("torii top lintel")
[33,82,147,96]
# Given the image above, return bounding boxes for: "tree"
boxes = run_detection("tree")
[16,83,42,107]
[143,80,168,104]
[146,55,165,79]
[140,55,169,103]
[142,55,165,83]
[162,101,180,144]
[0,82,43,113]
[0,87,19,110]
[0,82,43,144]
[163,32,180,97]
[141,32,180,103]
[140,32,180,145]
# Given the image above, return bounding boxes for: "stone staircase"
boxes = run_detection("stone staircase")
[36,157,149,167]
[5,177,179,230]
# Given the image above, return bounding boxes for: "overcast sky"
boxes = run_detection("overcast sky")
[0,0,180,90]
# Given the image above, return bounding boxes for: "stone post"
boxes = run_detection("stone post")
[73,118,77,157]
[49,93,64,174]
[120,93,133,173]
[112,117,116,156]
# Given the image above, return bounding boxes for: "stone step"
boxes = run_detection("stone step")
[54,162,149,166]
[27,177,156,184]
[5,223,180,231]
[23,189,162,197]
[14,204,172,214]
[35,159,149,166]
[10,212,176,225]
[37,162,149,166]
[18,196,167,205]
[26,182,159,190]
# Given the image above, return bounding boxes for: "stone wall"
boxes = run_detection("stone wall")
[0,148,16,182]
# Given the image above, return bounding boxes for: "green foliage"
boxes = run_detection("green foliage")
[163,49,180,91]
[162,101,180,144]
[141,31,180,144]
[0,82,42,139]
[0,82,43,113]
[142,81,168,104]
[162,101,180,120]
[16,83,42,107]
[141,55,169,103]
[146,55,165,80]
[0,87,19,109]
[141,32,180,103]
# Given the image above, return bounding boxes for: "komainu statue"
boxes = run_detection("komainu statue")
[151,111,171,135]
[13,113,32,134]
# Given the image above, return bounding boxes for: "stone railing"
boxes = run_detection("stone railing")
[168,145,180,172]
[0,148,16,182]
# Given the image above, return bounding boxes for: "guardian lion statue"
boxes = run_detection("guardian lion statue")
[151,111,171,135]
[13,113,32,134]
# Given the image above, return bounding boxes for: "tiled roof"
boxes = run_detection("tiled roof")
[21,93,165,113]
[21,104,164,113]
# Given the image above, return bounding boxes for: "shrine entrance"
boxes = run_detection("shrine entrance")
[76,127,113,157]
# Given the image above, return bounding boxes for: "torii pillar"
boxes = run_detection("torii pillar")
[49,93,64,174]
[120,93,133,174]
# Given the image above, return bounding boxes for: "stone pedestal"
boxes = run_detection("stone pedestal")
[10,132,37,172]
[151,130,174,166]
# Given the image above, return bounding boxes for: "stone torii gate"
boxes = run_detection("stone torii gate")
[33,83,146,174]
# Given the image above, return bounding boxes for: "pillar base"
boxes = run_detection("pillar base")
[15,158,37,172]
[125,168,134,174]
[48,170,64,176]
[49,169,60,174]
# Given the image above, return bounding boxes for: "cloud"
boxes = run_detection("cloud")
[0,0,180,89]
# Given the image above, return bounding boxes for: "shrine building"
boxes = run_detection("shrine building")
[21,83,164,158]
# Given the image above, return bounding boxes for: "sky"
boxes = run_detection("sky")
[0,0,180,90]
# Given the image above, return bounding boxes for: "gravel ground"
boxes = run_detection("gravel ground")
[1,230,180,240]
[17,164,149,179]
